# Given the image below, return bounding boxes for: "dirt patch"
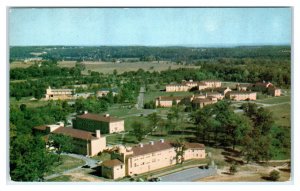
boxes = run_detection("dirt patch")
[64,169,104,182]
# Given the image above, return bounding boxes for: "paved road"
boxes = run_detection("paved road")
[160,167,217,182]
[136,86,145,109]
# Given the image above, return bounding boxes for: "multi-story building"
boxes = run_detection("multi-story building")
[268,87,281,97]
[101,140,206,179]
[101,159,125,179]
[200,80,222,88]
[97,88,118,97]
[166,83,189,92]
[166,80,222,92]
[73,112,124,134]
[191,98,217,109]
[33,123,106,156]
[45,86,74,100]
[155,96,185,107]
[226,91,257,101]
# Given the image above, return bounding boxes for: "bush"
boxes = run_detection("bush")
[229,164,238,175]
[269,170,280,181]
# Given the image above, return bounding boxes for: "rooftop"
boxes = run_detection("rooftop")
[76,113,123,123]
[184,142,205,149]
[192,98,214,103]
[228,91,256,95]
[102,159,123,167]
[131,141,174,157]
[157,96,186,101]
[52,127,99,140]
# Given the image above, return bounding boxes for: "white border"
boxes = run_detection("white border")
[1,1,299,191]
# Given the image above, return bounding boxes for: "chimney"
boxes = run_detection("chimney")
[104,114,110,117]
[149,141,154,145]
[96,130,101,138]
[84,111,88,114]
[160,139,164,143]
[139,143,143,148]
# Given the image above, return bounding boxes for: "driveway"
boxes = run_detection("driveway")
[160,167,217,182]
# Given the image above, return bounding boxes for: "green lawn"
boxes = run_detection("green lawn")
[10,97,49,108]
[45,155,85,176]
[255,95,290,104]
[144,90,194,103]
[267,103,291,127]
[92,152,111,162]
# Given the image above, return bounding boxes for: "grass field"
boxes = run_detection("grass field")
[58,60,201,74]
[268,103,291,127]
[10,97,48,108]
[45,155,85,176]
[144,90,194,103]
[255,95,291,104]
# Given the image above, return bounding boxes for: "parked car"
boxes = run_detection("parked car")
[81,165,90,168]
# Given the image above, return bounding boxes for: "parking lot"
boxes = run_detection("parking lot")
[160,167,217,182]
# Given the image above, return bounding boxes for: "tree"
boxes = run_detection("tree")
[229,164,238,175]
[10,134,57,181]
[173,138,187,164]
[269,170,280,181]
[48,134,74,161]
[147,112,161,135]
[131,121,150,142]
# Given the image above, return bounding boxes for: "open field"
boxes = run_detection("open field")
[144,90,194,103]
[255,95,291,104]
[10,97,48,108]
[45,155,85,176]
[10,61,35,69]
[197,164,291,182]
[268,103,291,127]
[58,60,201,74]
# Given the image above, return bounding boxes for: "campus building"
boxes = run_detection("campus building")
[268,86,281,97]
[191,97,218,109]
[251,81,281,97]
[33,123,106,156]
[45,86,74,100]
[226,91,257,101]
[166,83,190,92]
[200,80,222,88]
[73,112,124,134]
[101,140,205,179]
[166,80,222,92]
[97,88,118,97]
[155,96,185,107]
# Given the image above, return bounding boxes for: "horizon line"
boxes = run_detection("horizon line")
[9,43,291,48]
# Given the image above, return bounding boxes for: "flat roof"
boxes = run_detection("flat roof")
[76,113,123,123]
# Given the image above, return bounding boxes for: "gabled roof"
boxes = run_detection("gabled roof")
[157,96,186,101]
[130,141,174,157]
[184,142,205,149]
[102,159,123,167]
[192,98,214,103]
[76,113,123,123]
[52,127,98,140]
[228,91,256,95]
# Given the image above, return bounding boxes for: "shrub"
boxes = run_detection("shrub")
[269,170,280,181]
[229,164,238,175]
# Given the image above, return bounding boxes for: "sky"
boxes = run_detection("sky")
[9,8,292,46]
